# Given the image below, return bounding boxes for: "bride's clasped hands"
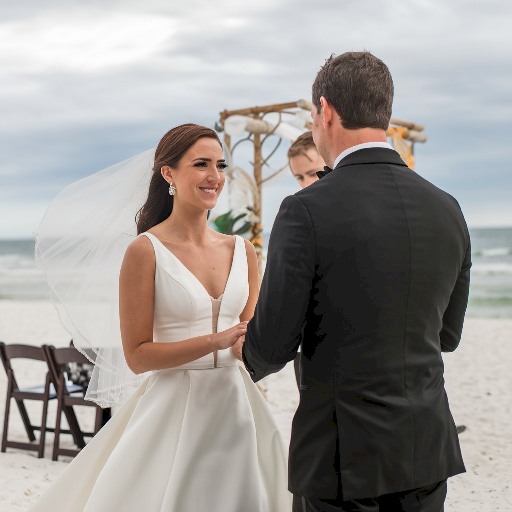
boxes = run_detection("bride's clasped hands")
[230,331,246,360]
[213,321,247,350]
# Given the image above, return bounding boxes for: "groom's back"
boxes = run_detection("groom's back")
[290,147,469,500]
[298,148,469,378]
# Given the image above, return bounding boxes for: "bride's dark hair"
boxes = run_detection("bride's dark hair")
[136,123,222,234]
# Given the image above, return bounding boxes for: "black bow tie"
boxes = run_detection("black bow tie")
[316,166,333,179]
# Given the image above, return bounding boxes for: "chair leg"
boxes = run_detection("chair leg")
[101,407,112,427]
[38,398,49,458]
[8,371,36,442]
[38,375,52,458]
[94,406,103,435]
[1,386,12,452]
[52,389,64,461]
[15,399,37,442]
[63,406,86,449]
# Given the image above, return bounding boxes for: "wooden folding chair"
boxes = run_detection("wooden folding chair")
[43,345,104,461]
[0,341,56,458]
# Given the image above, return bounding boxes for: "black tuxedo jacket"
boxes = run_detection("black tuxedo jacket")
[243,148,470,501]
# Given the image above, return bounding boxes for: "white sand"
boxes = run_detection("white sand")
[0,300,511,510]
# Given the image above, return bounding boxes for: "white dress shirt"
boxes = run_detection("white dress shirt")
[333,141,393,170]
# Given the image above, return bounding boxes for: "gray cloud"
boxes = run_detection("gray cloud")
[1,0,511,238]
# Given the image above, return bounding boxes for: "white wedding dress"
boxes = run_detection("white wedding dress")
[30,234,292,512]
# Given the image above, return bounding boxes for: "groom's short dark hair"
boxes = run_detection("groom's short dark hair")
[312,51,393,131]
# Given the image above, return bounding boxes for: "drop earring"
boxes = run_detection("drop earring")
[168,183,176,196]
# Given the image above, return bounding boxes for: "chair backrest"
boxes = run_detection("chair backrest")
[0,342,47,387]
[0,342,46,364]
[48,346,90,367]
[43,345,91,394]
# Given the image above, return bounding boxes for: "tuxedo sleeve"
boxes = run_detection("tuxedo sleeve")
[243,195,315,382]
[440,236,472,352]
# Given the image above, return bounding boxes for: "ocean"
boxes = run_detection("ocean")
[1,228,512,318]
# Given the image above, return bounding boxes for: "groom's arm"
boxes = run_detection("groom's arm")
[440,236,471,352]
[242,195,315,382]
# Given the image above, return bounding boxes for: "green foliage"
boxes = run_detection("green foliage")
[212,209,252,236]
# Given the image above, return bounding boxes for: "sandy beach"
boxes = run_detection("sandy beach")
[0,300,511,511]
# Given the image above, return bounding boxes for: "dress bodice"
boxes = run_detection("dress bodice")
[141,233,249,369]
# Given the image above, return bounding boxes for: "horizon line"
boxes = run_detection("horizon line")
[1,225,512,242]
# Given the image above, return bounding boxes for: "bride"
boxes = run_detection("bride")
[31,124,292,511]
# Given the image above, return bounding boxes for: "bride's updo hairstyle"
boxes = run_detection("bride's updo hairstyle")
[136,123,222,234]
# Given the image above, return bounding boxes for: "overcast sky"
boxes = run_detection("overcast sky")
[1,0,511,239]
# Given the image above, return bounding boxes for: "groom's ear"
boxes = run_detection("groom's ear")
[319,96,333,128]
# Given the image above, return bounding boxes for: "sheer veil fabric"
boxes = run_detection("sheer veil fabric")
[35,149,155,407]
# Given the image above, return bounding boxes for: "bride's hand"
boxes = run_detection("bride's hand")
[231,335,245,361]
[212,322,248,350]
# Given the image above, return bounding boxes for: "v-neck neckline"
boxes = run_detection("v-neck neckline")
[148,233,238,301]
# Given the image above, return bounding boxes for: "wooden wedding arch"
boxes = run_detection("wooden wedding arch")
[216,100,427,270]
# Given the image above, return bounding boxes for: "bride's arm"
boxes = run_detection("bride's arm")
[232,240,259,360]
[119,236,247,375]
[239,239,260,322]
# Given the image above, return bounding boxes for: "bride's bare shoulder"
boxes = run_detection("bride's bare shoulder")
[123,234,155,264]
[120,236,155,291]
[242,238,257,257]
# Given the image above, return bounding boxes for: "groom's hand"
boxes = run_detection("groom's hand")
[231,335,245,361]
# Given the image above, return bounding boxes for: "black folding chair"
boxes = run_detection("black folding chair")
[0,342,56,458]
[43,345,104,461]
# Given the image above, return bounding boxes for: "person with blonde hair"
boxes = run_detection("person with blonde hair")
[287,131,324,189]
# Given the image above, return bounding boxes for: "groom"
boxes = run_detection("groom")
[239,52,471,511]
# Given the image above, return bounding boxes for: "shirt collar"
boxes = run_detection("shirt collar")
[333,142,394,170]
